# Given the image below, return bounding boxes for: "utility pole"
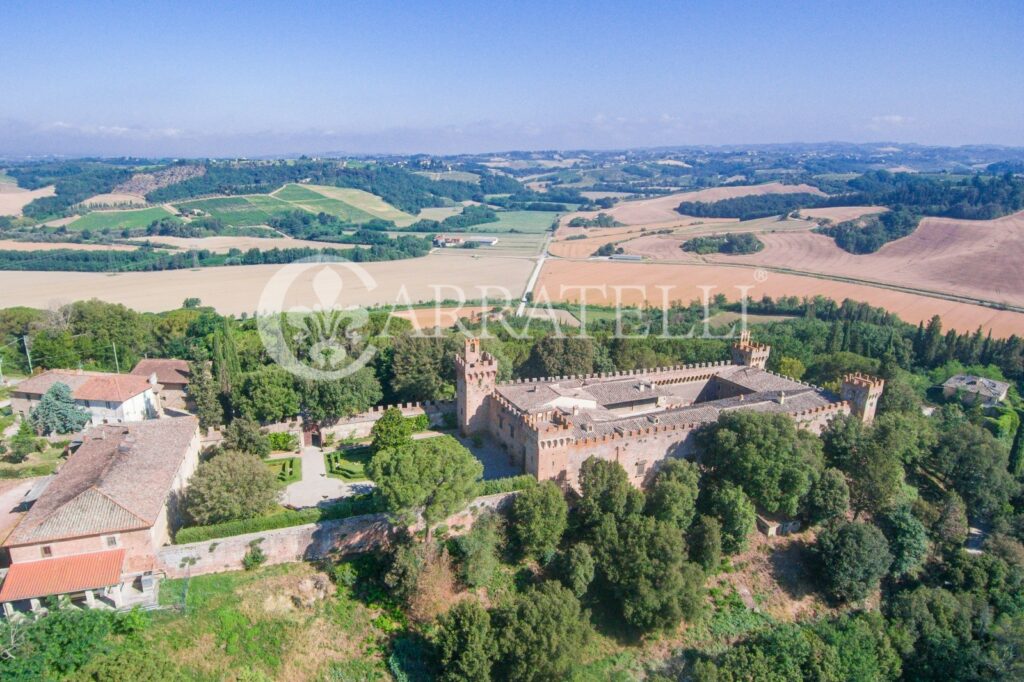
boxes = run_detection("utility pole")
[22,335,32,373]
[111,341,120,374]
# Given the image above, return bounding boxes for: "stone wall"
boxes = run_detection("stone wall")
[156,492,515,579]
[320,400,455,441]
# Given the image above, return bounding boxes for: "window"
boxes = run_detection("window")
[635,461,647,478]
[105,535,119,548]
[41,546,52,558]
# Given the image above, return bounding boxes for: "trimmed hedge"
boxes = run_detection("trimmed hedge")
[478,475,537,496]
[174,493,384,544]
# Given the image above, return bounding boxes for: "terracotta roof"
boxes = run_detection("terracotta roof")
[15,370,153,403]
[6,417,199,546]
[550,388,835,441]
[131,358,190,386]
[714,366,809,393]
[0,549,125,602]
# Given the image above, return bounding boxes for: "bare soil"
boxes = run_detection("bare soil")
[533,259,1024,336]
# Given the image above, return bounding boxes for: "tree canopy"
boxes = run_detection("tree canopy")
[367,435,482,530]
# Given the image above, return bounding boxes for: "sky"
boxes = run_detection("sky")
[0,0,1022,157]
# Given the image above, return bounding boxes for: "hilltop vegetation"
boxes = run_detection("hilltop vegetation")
[677,192,825,220]
[681,232,764,255]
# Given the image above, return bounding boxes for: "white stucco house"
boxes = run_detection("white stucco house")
[10,369,163,426]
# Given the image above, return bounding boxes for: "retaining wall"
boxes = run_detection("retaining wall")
[156,492,515,578]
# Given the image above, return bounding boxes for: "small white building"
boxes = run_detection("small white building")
[10,370,163,426]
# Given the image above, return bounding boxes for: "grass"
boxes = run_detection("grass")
[326,445,372,481]
[447,231,547,257]
[0,443,66,479]
[486,210,561,233]
[296,185,416,226]
[0,171,16,185]
[265,456,301,485]
[115,562,391,680]
[175,195,296,226]
[272,184,378,222]
[66,206,176,232]
[174,184,418,228]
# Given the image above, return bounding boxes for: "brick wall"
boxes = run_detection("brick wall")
[320,400,455,441]
[156,492,515,578]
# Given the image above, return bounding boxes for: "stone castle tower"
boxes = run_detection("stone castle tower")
[732,330,771,369]
[455,337,497,436]
[841,373,885,424]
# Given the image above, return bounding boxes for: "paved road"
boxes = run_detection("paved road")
[278,446,372,509]
[515,232,552,316]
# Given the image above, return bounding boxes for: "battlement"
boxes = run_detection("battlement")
[495,360,735,388]
[840,373,885,424]
[731,331,771,369]
[842,372,885,391]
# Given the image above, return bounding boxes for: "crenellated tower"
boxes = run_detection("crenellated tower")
[731,330,771,369]
[455,337,498,435]
[841,373,885,424]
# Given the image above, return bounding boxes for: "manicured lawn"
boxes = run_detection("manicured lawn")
[325,445,372,481]
[265,456,301,485]
[67,206,176,232]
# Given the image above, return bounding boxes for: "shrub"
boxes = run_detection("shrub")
[242,541,267,570]
[478,475,537,496]
[408,413,430,432]
[267,432,299,451]
[174,493,382,543]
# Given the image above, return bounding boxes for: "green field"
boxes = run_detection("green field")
[174,195,296,226]
[449,231,546,257]
[271,184,377,222]
[483,210,561,233]
[298,185,416,226]
[66,206,176,232]
[0,171,16,185]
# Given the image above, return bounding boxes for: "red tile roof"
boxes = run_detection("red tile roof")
[15,370,153,403]
[131,358,190,386]
[6,417,199,545]
[0,549,125,602]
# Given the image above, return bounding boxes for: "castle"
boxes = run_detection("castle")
[456,332,883,489]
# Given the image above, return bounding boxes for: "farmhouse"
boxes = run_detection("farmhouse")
[432,234,500,247]
[457,332,883,488]
[131,358,191,409]
[941,374,1010,408]
[0,417,200,614]
[10,369,163,425]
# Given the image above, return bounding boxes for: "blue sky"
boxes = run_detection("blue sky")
[0,1,1021,156]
